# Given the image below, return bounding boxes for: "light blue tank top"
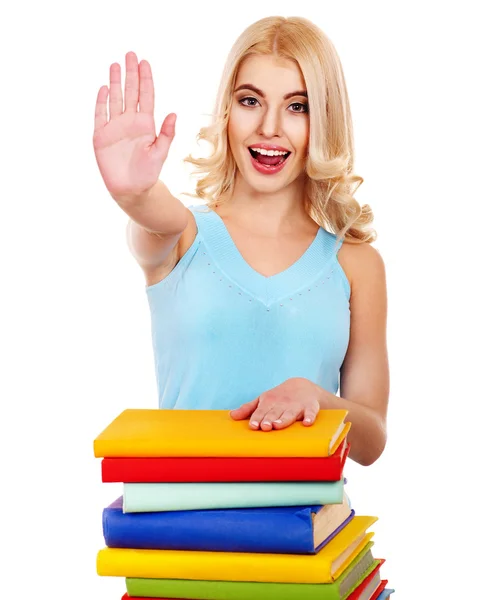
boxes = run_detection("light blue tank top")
[146,205,351,410]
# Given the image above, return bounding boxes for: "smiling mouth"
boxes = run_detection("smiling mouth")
[248,148,291,166]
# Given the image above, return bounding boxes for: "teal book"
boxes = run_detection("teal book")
[123,480,344,512]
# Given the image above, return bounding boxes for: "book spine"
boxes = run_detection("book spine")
[103,506,315,554]
[122,481,344,512]
[98,545,333,582]
[101,442,349,483]
[125,577,339,600]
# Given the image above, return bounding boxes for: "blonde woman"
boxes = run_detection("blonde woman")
[92,16,389,468]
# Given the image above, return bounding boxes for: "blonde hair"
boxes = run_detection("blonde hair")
[182,16,376,244]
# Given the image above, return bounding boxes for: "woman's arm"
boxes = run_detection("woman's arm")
[123,179,189,270]
[320,242,389,466]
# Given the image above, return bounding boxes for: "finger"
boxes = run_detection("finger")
[272,408,300,429]
[230,398,259,421]
[260,407,286,431]
[109,62,123,119]
[248,404,270,430]
[138,59,154,115]
[155,113,176,161]
[124,51,139,113]
[302,406,319,426]
[94,86,109,132]
[252,405,285,431]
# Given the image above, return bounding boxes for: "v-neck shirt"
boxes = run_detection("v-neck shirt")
[146,204,351,409]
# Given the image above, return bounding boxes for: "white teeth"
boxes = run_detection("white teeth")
[250,147,289,156]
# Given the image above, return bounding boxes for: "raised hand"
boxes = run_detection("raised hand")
[93,51,176,201]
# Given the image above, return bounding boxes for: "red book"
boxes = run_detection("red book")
[102,439,349,483]
[371,580,389,598]
[345,559,385,600]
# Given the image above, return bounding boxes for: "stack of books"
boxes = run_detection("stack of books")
[93,408,395,599]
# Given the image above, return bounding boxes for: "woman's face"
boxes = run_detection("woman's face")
[228,54,309,193]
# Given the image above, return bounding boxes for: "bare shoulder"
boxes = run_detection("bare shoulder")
[337,240,386,293]
[143,208,199,287]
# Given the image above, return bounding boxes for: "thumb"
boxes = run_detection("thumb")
[154,113,176,161]
[230,398,259,420]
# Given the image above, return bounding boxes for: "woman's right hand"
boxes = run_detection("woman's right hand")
[93,51,176,202]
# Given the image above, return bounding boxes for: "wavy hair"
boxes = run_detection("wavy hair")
[182,16,376,244]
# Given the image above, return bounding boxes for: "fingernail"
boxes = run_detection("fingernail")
[250,421,259,428]
[273,419,282,424]
[262,421,271,427]
[304,418,311,424]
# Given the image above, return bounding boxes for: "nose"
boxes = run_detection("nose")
[258,106,281,138]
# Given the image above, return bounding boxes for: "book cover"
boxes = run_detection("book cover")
[93,408,350,458]
[101,439,350,483]
[124,545,380,600]
[103,494,354,554]
[96,515,377,582]
[122,479,345,512]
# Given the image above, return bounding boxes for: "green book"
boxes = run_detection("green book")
[126,543,379,600]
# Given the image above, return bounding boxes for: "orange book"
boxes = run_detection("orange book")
[94,408,350,458]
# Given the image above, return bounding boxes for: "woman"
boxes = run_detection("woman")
[92,16,389,467]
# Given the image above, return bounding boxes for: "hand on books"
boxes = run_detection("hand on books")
[229,377,321,431]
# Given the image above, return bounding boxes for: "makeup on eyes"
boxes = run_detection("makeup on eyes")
[238,96,308,113]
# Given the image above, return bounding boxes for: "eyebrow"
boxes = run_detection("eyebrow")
[234,83,308,100]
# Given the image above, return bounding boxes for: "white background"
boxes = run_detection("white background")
[1,1,498,598]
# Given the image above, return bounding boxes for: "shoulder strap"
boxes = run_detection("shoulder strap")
[332,234,344,256]
[187,203,212,236]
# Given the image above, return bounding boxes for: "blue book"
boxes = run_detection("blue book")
[376,589,395,599]
[103,495,354,554]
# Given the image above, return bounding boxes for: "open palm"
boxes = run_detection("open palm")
[93,51,176,200]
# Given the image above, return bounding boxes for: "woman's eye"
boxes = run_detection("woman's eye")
[238,97,308,113]
[239,97,259,107]
[290,102,309,114]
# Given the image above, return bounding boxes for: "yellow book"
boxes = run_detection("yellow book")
[93,408,349,458]
[96,515,376,583]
